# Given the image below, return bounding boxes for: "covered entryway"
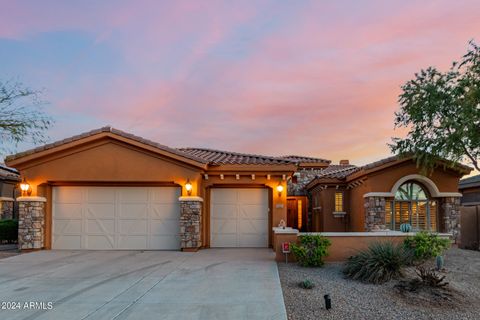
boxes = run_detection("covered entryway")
[210,188,269,247]
[52,186,181,250]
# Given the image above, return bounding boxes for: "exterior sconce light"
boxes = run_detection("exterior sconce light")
[185,179,193,196]
[20,178,32,196]
[276,182,284,197]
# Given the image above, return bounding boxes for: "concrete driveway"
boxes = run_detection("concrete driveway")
[0,249,286,320]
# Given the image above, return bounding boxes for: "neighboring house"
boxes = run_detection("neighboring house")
[4,126,472,251]
[0,164,20,219]
[459,174,480,206]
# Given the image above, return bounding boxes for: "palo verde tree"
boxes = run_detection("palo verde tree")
[0,80,53,155]
[390,40,480,172]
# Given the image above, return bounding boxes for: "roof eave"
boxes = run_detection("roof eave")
[5,132,209,170]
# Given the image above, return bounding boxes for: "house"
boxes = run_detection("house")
[0,164,20,219]
[3,126,471,250]
[459,174,480,206]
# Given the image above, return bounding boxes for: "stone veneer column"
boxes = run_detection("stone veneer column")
[364,196,387,231]
[442,197,461,242]
[17,196,46,250]
[0,197,14,220]
[179,196,203,251]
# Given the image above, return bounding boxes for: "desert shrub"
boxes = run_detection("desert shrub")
[291,234,331,267]
[343,241,410,284]
[0,219,18,243]
[403,231,450,262]
[298,279,315,289]
[415,266,449,288]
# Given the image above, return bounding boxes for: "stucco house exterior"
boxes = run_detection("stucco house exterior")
[3,126,471,251]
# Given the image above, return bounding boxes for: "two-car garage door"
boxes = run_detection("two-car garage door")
[52,186,181,250]
[53,186,269,249]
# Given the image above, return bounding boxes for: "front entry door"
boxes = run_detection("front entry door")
[287,197,307,231]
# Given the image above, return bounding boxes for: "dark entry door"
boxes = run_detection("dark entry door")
[287,197,307,231]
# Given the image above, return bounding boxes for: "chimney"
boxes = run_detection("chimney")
[339,159,349,165]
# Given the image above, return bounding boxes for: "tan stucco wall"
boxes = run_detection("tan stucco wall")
[16,140,204,196]
[274,233,411,262]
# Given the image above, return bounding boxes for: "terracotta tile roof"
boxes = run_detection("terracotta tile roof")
[459,174,480,189]
[178,148,293,165]
[315,165,359,179]
[0,164,20,181]
[278,155,331,164]
[5,126,209,164]
[358,154,472,172]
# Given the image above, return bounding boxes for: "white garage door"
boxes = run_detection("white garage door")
[52,186,181,250]
[210,188,269,247]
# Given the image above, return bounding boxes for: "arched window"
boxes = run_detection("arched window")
[385,181,437,231]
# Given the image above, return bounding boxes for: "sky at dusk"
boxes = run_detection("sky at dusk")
[1,0,480,165]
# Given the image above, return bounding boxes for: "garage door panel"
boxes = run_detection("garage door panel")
[53,186,180,250]
[211,219,236,234]
[151,204,179,219]
[211,204,236,218]
[86,204,115,218]
[86,235,115,249]
[151,188,180,202]
[87,188,116,203]
[212,234,237,247]
[119,220,148,234]
[150,235,180,250]
[211,189,237,204]
[54,219,82,233]
[150,219,178,234]
[53,235,82,249]
[119,188,149,202]
[54,204,82,219]
[237,189,266,204]
[118,235,148,249]
[239,205,267,219]
[86,219,114,234]
[210,188,268,248]
[54,187,83,203]
[118,204,148,218]
[238,219,267,234]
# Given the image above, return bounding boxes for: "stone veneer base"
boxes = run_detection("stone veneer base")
[179,197,203,250]
[17,198,45,250]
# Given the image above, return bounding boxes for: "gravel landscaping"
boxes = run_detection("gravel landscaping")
[278,247,480,320]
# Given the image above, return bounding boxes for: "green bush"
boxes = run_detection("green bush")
[0,219,18,242]
[403,231,450,261]
[291,234,331,267]
[343,241,411,284]
[298,279,315,289]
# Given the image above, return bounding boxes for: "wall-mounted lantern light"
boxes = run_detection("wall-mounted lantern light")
[185,179,193,196]
[276,182,284,197]
[20,178,32,196]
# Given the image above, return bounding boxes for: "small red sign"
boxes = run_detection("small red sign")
[282,242,290,253]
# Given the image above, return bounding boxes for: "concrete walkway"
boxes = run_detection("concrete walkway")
[0,249,287,320]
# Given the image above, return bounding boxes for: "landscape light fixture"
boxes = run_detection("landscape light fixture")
[276,182,284,197]
[20,178,32,196]
[185,179,193,196]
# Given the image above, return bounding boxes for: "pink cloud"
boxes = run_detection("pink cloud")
[2,1,480,167]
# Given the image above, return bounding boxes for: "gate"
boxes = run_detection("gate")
[460,205,480,250]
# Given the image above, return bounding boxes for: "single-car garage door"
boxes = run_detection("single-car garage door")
[210,188,269,247]
[52,186,181,250]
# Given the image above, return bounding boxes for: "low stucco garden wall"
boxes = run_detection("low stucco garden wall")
[273,228,452,262]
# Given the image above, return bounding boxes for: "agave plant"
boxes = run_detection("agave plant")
[343,241,411,284]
